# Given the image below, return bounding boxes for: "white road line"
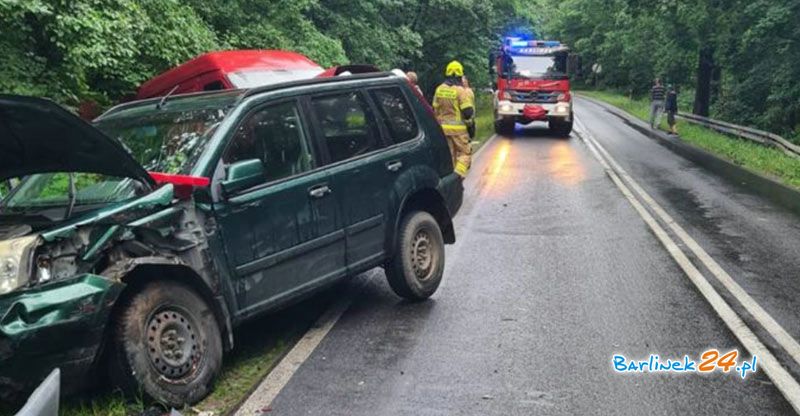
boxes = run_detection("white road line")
[473,134,498,158]
[234,283,363,415]
[233,133,502,414]
[583,121,800,368]
[574,117,800,414]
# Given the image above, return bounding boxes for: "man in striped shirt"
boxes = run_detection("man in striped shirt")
[649,78,666,129]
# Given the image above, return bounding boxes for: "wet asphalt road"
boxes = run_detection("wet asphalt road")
[261,98,800,415]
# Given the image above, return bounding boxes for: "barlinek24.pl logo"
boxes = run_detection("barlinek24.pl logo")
[612,349,757,379]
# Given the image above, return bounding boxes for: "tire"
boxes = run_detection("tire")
[494,118,515,136]
[109,280,222,407]
[550,118,573,138]
[385,211,446,301]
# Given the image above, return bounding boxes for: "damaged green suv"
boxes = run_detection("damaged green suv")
[0,73,462,406]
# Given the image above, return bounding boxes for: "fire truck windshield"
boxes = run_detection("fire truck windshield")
[504,55,566,79]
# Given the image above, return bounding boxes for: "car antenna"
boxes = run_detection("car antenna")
[156,84,180,109]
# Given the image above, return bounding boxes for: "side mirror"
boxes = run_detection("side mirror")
[221,159,264,195]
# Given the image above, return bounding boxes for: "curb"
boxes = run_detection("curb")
[577,95,800,215]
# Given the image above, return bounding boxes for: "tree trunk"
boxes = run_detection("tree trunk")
[693,46,714,116]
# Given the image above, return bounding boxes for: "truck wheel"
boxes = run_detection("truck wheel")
[550,118,573,138]
[385,211,445,301]
[109,280,222,407]
[494,118,515,136]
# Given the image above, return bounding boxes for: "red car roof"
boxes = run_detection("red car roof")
[137,50,322,99]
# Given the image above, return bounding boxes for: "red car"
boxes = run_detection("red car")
[136,50,324,99]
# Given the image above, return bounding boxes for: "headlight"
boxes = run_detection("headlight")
[0,235,39,295]
[554,104,570,114]
[499,103,514,113]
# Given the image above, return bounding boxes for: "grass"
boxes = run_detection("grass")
[578,90,800,190]
[473,92,495,150]
[0,290,334,416]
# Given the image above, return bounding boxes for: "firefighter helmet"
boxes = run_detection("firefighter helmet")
[445,61,464,77]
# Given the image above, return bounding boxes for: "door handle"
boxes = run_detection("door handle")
[386,161,403,172]
[309,185,332,199]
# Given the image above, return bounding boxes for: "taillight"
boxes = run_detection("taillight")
[557,92,572,102]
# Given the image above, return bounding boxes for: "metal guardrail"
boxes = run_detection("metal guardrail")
[677,112,800,158]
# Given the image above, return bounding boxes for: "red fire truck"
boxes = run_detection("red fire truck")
[491,37,573,136]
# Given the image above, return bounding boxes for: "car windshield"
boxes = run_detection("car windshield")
[227,69,323,88]
[505,55,565,79]
[1,93,237,211]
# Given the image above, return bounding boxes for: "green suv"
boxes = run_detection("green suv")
[0,72,462,406]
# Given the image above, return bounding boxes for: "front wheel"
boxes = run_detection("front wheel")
[385,211,445,301]
[550,117,573,138]
[494,118,515,136]
[109,281,223,407]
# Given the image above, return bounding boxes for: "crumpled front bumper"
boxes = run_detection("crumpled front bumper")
[0,274,123,400]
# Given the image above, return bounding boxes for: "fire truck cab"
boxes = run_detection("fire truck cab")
[491,37,573,137]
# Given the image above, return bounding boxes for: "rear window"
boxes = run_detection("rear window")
[371,87,419,144]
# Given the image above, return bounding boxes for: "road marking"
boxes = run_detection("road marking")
[473,134,498,158]
[584,116,800,366]
[574,114,800,367]
[234,134,503,414]
[574,117,800,413]
[234,282,364,415]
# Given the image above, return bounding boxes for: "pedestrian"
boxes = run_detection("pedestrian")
[406,71,424,98]
[665,84,678,135]
[432,60,475,178]
[649,78,666,129]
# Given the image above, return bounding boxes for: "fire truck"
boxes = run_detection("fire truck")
[491,37,573,136]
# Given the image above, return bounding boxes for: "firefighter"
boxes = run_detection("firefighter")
[433,60,475,178]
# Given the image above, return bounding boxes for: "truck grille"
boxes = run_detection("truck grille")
[510,90,559,104]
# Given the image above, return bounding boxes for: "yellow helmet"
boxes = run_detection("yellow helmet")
[445,60,464,77]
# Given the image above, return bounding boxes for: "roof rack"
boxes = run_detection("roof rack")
[242,71,396,98]
[99,71,398,120]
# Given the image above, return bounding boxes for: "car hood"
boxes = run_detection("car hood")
[0,95,154,186]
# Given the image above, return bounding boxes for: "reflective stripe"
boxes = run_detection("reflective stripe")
[442,124,468,132]
[440,119,465,126]
[434,88,458,100]
[454,161,469,177]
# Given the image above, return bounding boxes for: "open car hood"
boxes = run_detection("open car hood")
[0,95,154,186]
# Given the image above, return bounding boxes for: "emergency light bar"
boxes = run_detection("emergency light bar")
[505,39,562,48]
[503,38,568,55]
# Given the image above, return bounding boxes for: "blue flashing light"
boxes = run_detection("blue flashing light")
[511,40,530,47]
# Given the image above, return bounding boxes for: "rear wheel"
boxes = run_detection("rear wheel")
[385,211,445,301]
[550,117,573,137]
[109,281,222,407]
[494,117,515,136]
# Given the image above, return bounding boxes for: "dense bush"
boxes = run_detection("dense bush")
[0,0,537,110]
[540,0,800,141]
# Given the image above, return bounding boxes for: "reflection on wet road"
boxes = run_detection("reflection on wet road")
[261,103,798,415]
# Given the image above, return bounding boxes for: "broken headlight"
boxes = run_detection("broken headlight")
[0,235,39,295]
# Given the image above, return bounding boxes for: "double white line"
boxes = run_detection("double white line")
[574,117,800,413]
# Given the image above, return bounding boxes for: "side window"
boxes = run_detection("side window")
[225,101,313,183]
[311,91,382,163]
[371,87,419,143]
[203,80,225,91]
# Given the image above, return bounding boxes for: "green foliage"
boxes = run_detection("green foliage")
[0,0,535,111]
[542,0,800,142]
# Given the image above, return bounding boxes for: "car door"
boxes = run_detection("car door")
[307,89,397,272]
[213,99,345,317]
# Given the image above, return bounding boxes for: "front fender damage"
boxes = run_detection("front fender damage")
[0,190,229,400]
